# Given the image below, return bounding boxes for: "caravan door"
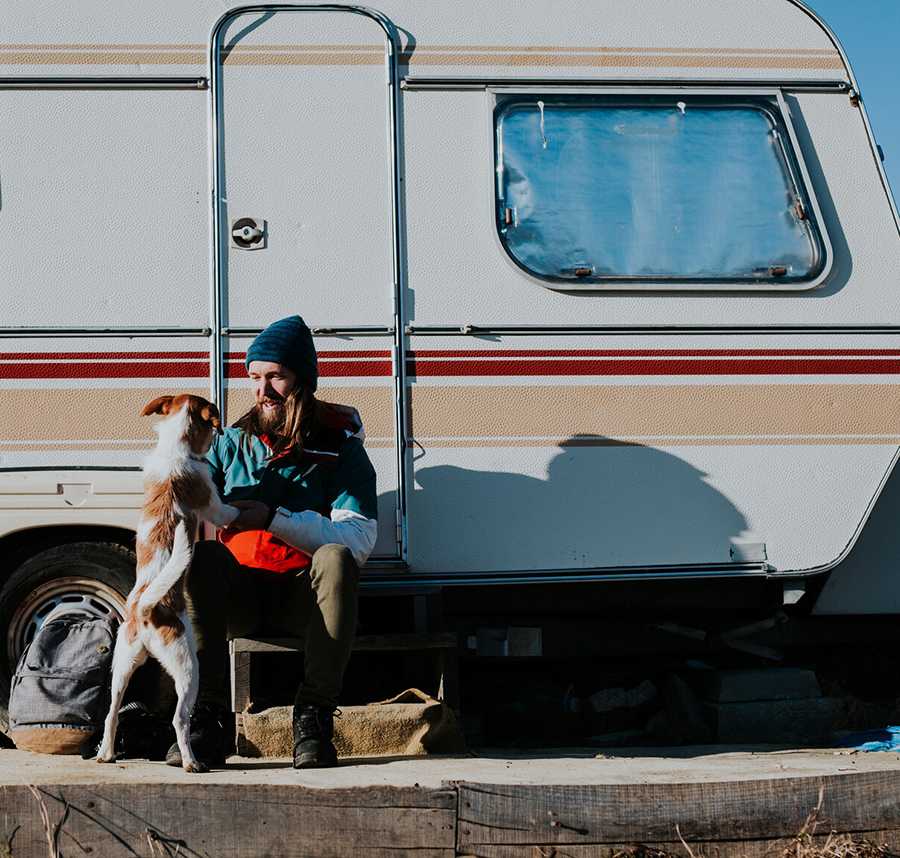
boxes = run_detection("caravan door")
[211,7,402,560]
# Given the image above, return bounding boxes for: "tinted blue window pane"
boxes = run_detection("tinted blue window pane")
[496,101,818,281]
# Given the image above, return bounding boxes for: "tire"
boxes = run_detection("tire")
[0,542,135,732]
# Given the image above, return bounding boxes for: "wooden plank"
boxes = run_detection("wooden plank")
[232,633,458,654]
[457,772,900,852]
[231,647,252,713]
[436,648,461,711]
[0,783,457,858]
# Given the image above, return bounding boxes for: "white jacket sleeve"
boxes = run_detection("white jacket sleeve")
[268,506,378,568]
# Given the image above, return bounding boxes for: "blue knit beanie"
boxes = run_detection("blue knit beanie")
[245,315,318,392]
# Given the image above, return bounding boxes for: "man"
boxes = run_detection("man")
[167,315,378,769]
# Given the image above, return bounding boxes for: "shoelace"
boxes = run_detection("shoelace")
[297,706,341,736]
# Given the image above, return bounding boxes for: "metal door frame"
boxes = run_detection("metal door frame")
[208,4,408,562]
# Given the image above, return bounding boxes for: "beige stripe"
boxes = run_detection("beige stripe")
[0,43,839,56]
[402,53,844,70]
[224,385,395,440]
[9,439,395,451]
[0,43,209,50]
[0,388,207,442]
[0,47,843,71]
[6,443,153,452]
[221,52,384,66]
[224,44,383,52]
[0,386,394,443]
[0,42,837,56]
[0,51,207,65]
[6,384,896,451]
[221,51,844,70]
[409,384,900,441]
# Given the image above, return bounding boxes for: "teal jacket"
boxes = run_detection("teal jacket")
[206,414,378,522]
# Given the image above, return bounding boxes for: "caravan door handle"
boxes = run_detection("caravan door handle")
[230,217,266,249]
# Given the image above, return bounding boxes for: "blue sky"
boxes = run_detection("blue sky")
[805,0,900,200]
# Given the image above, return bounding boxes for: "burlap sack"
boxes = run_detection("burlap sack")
[239,688,466,758]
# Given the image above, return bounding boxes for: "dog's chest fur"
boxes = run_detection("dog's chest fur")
[125,408,215,645]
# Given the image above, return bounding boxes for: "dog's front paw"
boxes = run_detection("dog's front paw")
[95,752,116,764]
[183,760,209,774]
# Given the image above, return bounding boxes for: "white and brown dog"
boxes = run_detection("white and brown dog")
[96,394,239,772]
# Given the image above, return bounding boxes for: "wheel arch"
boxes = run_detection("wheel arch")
[0,524,136,583]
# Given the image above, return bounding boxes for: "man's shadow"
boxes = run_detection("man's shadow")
[404,436,749,570]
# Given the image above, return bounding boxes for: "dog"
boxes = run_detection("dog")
[96,394,239,772]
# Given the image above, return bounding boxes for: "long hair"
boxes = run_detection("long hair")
[233,385,318,457]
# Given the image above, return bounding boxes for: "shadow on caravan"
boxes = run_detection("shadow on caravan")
[409,438,748,572]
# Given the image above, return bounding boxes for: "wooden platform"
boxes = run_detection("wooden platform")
[230,632,461,716]
[2,747,900,857]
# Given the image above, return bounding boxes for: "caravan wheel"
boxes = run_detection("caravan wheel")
[0,542,134,732]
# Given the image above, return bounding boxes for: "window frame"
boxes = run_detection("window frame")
[491,87,833,292]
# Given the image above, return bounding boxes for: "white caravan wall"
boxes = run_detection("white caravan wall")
[217,11,395,328]
[0,91,208,328]
[406,333,900,575]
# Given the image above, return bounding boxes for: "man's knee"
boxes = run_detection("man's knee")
[310,544,359,590]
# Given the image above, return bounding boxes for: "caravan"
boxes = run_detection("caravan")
[0,1,898,720]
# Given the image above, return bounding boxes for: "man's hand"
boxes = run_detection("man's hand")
[225,499,272,532]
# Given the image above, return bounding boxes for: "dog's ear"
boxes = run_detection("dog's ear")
[141,395,175,417]
[200,403,222,432]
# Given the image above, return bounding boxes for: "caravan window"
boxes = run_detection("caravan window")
[494,96,826,287]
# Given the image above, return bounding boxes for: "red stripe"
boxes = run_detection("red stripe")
[407,357,900,377]
[225,360,392,379]
[1,359,392,380]
[0,352,209,361]
[4,350,900,379]
[0,362,210,379]
[226,350,390,359]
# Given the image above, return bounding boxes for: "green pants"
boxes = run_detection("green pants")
[185,540,360,710]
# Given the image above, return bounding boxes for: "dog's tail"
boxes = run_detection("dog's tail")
[137,519,193,615]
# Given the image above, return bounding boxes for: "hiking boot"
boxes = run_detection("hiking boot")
[292,703,338,769]
[165,701,229,769]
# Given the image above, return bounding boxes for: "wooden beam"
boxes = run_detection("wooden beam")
[1,784,457,858]
[456,772,900,854]
[231,633,458,654]
[231,649,252,714]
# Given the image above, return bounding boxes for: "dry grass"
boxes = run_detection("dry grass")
[25,787,63,858]
[606,788,900,858]
[777,787,900,858]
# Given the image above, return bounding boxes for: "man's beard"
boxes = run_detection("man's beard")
[256,400,285,435]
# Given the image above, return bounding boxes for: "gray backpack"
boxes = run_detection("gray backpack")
[8,610,115,754]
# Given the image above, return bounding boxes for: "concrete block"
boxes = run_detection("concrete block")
[700,668,821,703]
[707,697,841,744]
